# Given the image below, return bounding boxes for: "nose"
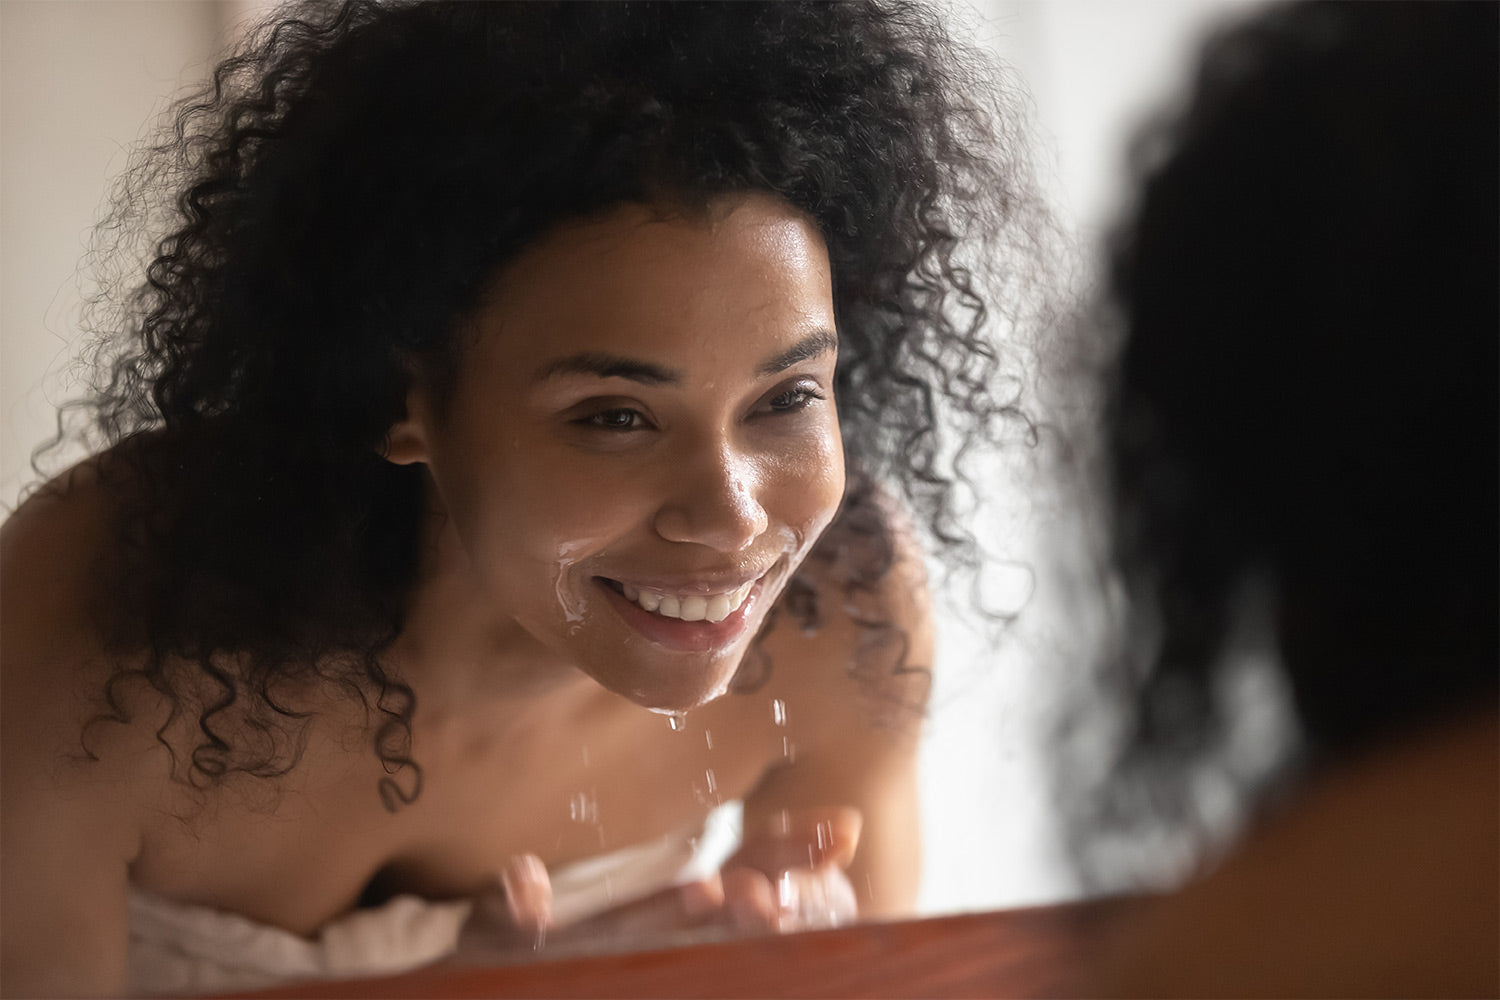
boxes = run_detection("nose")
[653,444,769,552]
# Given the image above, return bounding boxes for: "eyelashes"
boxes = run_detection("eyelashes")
[572,379,828,435]
[581,407,649,431]
[765,382,826,414]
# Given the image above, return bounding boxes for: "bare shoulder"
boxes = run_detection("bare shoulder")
[1,457,166,994]
[4,459,125,730]
[1,453,171,798]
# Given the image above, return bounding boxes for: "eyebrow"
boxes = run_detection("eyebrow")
[756,330,838,377]
[534,352,679,385]
[535,330,838,386]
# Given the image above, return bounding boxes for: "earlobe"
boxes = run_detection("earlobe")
[383,391,431,466]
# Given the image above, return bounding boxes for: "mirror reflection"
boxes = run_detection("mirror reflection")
[2,2,1052,994]
[15,2,1490,998]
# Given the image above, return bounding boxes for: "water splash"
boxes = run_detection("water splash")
[777,871,797,912]
[771,698,787,726]
[552,541,593,630]
[568,789,598,824]
[692,767,720,807]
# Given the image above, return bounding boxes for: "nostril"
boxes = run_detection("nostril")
[652,450,768,549]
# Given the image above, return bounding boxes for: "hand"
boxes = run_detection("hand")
[719,805,863,933]
[471,806,863,954]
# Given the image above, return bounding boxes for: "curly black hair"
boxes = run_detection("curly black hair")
[1069,0,1498,886]
[58,0,1050,808]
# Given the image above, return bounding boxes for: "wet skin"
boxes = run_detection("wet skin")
[387,191,846,712]
[0,193,929,995]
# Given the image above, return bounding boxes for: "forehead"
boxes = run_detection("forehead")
[466,193,835,368]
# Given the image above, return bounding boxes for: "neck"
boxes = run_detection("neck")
[386,496,594,713]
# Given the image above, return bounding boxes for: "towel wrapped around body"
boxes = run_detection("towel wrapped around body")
[129,802,743,995]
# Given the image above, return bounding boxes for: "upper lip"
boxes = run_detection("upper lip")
[598,568,774,597]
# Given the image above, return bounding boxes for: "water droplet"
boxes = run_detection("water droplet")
[533,926,548,951]
[703,729,714,750]
[781,736,797,762]
[568,789,598,824]
[667,712,687,732]
[693,767,721,806]
[771,699,787,726]
[777,871,797,912]
[816,820,831,851]
[580,745,591,768]
[776,809,791,834]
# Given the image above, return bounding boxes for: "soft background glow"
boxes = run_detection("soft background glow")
[0,0,1264,914]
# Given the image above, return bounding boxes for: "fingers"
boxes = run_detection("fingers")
[729,805,863,875]
[720,863,859,932]
[722,865,780,931]
[483,806,864,952]
[780,863,858,930]
[498,852,553,934]
[676,873,727,920]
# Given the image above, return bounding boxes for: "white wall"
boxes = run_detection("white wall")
[916,0,1268,913]
[0,2,229,505]
[0,0,1264,915]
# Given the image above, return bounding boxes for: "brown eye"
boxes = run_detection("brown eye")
[583,408,647,431]
[765,381,826,413]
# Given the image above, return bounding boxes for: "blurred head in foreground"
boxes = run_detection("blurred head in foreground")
[1083,1,1497,993]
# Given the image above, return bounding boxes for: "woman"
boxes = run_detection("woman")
[0,1,1043,994]
[1070,2,1497,993]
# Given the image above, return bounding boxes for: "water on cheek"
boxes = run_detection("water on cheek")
[550,539,599,632]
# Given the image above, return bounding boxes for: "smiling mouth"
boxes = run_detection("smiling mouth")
[602,579,757,624]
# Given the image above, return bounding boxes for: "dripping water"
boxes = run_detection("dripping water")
[568,789,598,825]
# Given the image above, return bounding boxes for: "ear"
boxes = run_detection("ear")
[383,386,432,466]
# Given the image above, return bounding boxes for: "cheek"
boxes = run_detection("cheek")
[770,423,846,541]
[430,434,630,580]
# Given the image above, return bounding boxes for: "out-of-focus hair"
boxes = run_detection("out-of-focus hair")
[1069,0,1497,885]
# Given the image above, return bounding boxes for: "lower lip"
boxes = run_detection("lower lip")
[597,577,764,652]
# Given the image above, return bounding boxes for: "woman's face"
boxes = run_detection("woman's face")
[397,192,845,711]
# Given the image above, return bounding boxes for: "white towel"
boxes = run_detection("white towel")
[127,802,743,995]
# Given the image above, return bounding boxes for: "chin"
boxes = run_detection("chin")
[597,655,743,715]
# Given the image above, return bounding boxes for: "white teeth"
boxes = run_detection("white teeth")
[704,593,731,623]
[617,580,755,623]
